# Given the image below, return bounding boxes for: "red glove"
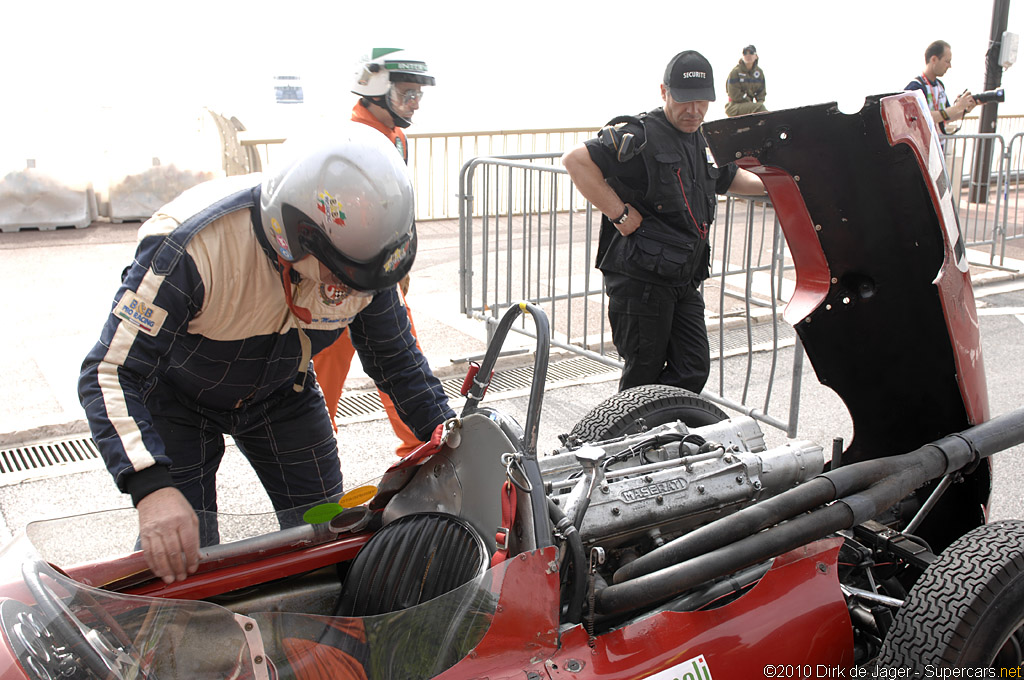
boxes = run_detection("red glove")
[429,421,447,449]
[386,420,455,474]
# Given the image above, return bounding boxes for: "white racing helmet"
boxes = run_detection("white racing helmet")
[352,48,435,128]
[260,122,416,292]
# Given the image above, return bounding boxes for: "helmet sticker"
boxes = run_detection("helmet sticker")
[316,191,347,226]
[383,240,411,273]
[319,282,355,307]
[271,219,292,259]
[387,61,428,73]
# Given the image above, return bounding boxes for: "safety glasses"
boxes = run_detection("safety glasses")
[391,87,424,105]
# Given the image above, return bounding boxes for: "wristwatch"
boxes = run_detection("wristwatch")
[613,205,630,225]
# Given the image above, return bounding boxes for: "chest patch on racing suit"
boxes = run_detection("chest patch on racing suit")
[319,282,357,307]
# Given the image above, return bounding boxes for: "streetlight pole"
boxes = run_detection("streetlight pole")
[969,0,1011,203]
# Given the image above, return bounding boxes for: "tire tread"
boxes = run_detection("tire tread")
[568,384,728,442]
[877,520,1024,668]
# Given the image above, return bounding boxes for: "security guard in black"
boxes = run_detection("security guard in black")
[586,109,737,284]
[582,108,738,393]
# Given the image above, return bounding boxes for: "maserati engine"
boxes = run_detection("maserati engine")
[541,417,824,564]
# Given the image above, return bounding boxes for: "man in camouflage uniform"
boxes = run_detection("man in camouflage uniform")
[725,45,767,117]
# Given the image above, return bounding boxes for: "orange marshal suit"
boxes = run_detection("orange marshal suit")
[311,102,424,456]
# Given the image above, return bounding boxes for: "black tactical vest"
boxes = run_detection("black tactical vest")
[597,109,720,285]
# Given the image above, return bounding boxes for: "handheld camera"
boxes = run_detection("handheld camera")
[973,88,1006,104]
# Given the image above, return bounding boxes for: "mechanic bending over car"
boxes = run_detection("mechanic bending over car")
[313,48,434,457]
[563,49,765,394]
[78,125,454,584]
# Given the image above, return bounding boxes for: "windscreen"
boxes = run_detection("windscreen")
[0,512,509,680]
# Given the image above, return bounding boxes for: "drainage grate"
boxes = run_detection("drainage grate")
[335,391,390,419]
[336,355,619,422]
[0,437,101,476]
[710,319,795,358]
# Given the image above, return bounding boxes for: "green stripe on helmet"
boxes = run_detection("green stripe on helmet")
[370,47,403,59]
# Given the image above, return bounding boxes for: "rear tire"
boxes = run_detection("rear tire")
[568,384,728,442]
[876,520,1024,669]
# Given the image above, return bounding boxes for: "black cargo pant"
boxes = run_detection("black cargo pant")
[604,272,710,393]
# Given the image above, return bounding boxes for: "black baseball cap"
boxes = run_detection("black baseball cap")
[743,44,757,55]
[664,50,716,103]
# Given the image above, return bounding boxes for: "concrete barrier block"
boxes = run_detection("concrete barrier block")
[0,168,95,232]
[107,163,215,223]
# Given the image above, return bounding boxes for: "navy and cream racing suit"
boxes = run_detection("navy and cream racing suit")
[79,175,453,542]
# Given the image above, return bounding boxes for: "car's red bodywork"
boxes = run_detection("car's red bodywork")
[539,540,852,679]
[1,539,852,679]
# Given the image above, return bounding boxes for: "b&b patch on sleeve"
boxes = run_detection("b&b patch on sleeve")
[115,290,168,336]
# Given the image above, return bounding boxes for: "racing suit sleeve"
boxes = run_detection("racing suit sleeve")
[347,286,455,440]
[78,233,205,504]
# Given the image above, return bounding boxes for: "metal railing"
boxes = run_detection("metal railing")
[960,112,1024,139]
[940,130,1024,269]
[237,118,1024,258]
[458,154,803,436]
[1000,132,1024,260]
[941,133,1007,262]
[944,117,1024,269]
[240,127,599,222]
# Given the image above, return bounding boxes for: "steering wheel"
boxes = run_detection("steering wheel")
[22,560,148,679]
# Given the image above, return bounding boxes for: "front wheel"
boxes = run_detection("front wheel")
[568,384,728,442]
[876,520,1024,669]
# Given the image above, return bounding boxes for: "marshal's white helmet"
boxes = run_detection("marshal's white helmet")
[260,122,416,292]
[352,48,435,128]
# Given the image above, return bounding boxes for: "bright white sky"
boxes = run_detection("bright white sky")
[3,0,1023,178]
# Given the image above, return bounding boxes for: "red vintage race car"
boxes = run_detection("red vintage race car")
[2,91,1024,680]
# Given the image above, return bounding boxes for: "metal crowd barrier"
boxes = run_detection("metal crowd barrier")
[940,133,1007,264]
[1000,132,1024,262]
[458,154,804,436]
